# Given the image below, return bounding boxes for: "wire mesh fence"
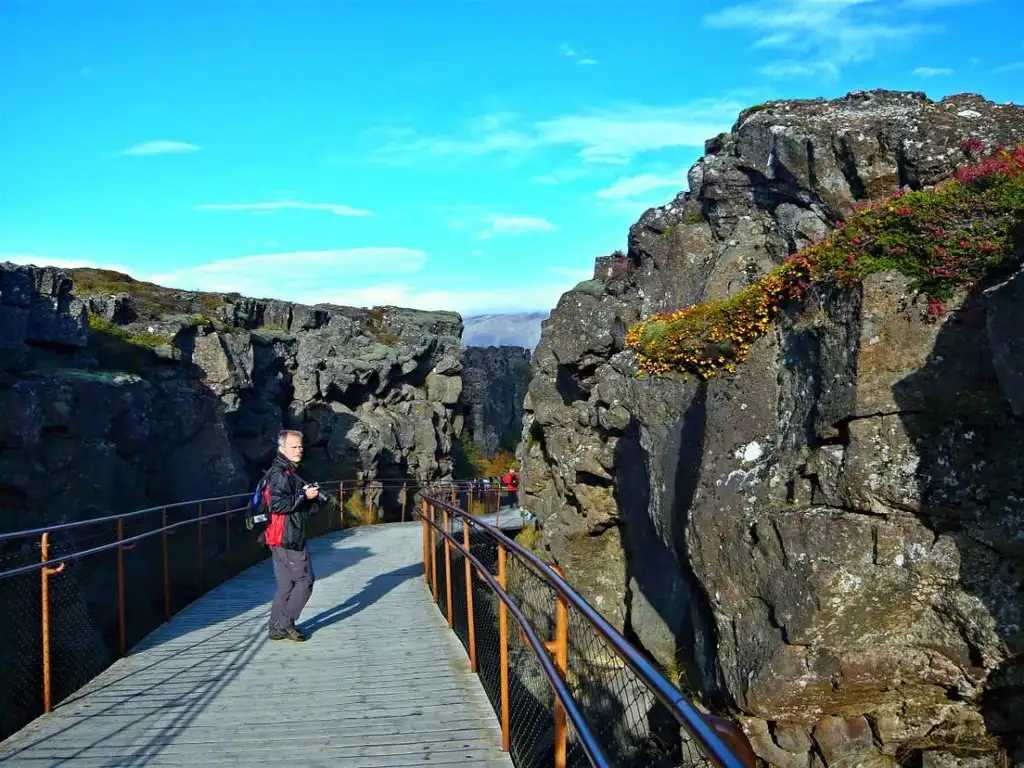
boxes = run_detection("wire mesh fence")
[0,478,440,744]
[424,500,746,768]
[562,610,714,767]
[431,515,559,768]
[0,543,44,743]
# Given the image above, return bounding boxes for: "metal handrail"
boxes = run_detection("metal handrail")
[422,512,611,768]
[421,491,755,768]
[0,478,489,545]
[0,491,252,543]
[0,503,249,581]
[0,479,485,582]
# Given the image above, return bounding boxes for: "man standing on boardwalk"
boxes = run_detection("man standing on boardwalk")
[263,429,320,642]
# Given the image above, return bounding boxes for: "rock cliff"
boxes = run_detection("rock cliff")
[1,264,465,526]
[461,345,531,457]
[519,90,1024,766]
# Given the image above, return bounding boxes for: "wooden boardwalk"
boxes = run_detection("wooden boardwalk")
[0,523,513,767]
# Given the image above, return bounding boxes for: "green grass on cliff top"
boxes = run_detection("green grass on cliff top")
[627,144,1024,379]
[70,268,229,317]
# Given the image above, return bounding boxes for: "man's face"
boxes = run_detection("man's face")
[282,435,304,463]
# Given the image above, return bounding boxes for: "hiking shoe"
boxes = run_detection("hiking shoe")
[285,626,306,642]
[268,630,288,641]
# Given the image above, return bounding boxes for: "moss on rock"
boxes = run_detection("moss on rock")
[626,145,1024,379]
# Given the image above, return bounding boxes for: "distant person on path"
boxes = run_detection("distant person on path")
[501,467,520,509]
[264,429,320,642]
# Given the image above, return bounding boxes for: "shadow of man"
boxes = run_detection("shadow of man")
[299,562,423,636]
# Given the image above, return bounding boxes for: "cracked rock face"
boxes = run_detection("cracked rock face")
[461,345,531,456]
[519,90,1024,765]
[0,263,466,520]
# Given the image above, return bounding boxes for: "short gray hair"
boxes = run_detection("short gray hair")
[278,429,304,448]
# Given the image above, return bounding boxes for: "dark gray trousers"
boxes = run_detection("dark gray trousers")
[269,546,314,630]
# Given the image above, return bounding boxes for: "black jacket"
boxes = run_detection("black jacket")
[264,453,317,550]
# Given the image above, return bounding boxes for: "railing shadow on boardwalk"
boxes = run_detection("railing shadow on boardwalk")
[299,561,423,637]
[1,616,270,767]
[0,522,371,748]
[0,530,419,767]
[127,532,375,648]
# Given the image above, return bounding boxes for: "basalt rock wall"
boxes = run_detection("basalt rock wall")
[1,263,465,522]
[461,345,531,457]
[518,90,1024,766]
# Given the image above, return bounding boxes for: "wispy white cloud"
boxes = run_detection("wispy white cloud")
[146,248,427,296]
[912,66,954,76]
[479,215,557,239]
[196,201,372,217]
[596,171,690,200]
[761,62,837,78]
[535,105,736,163]
[703,0,942,80]
[546,265,593,282]
[122,140,200,156]
[298,280,578,315]
[4,250,426,300]
[367,122,533,163]
[901,0,987,6]
[561,42,598,65]
[437,206,557,237]
[369,99,742,166]
[531,167,589,185]
[993,61,1024,73]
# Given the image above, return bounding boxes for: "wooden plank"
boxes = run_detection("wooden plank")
[0,522,512,767]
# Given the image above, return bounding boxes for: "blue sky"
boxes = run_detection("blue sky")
[1,0,1021,316]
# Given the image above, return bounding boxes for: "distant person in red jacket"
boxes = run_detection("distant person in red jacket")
[501,468,519,508]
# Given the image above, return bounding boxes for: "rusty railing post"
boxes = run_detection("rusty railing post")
[224,499,231,575]
[400,482,408,522]
[40,531,66,713]
[498,543,510,752]
[117,518,127,656]
[162,508,170,620]
[463,519,476,672]
[547,566,570,768]
[430,504,438,603]
[197,502,204,593]
[442,507,453,627]
[704,715,759,768]
[337,482,344,529]
[421,498,429,585]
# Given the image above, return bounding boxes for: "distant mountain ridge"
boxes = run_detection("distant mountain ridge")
[462,312,548,349]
